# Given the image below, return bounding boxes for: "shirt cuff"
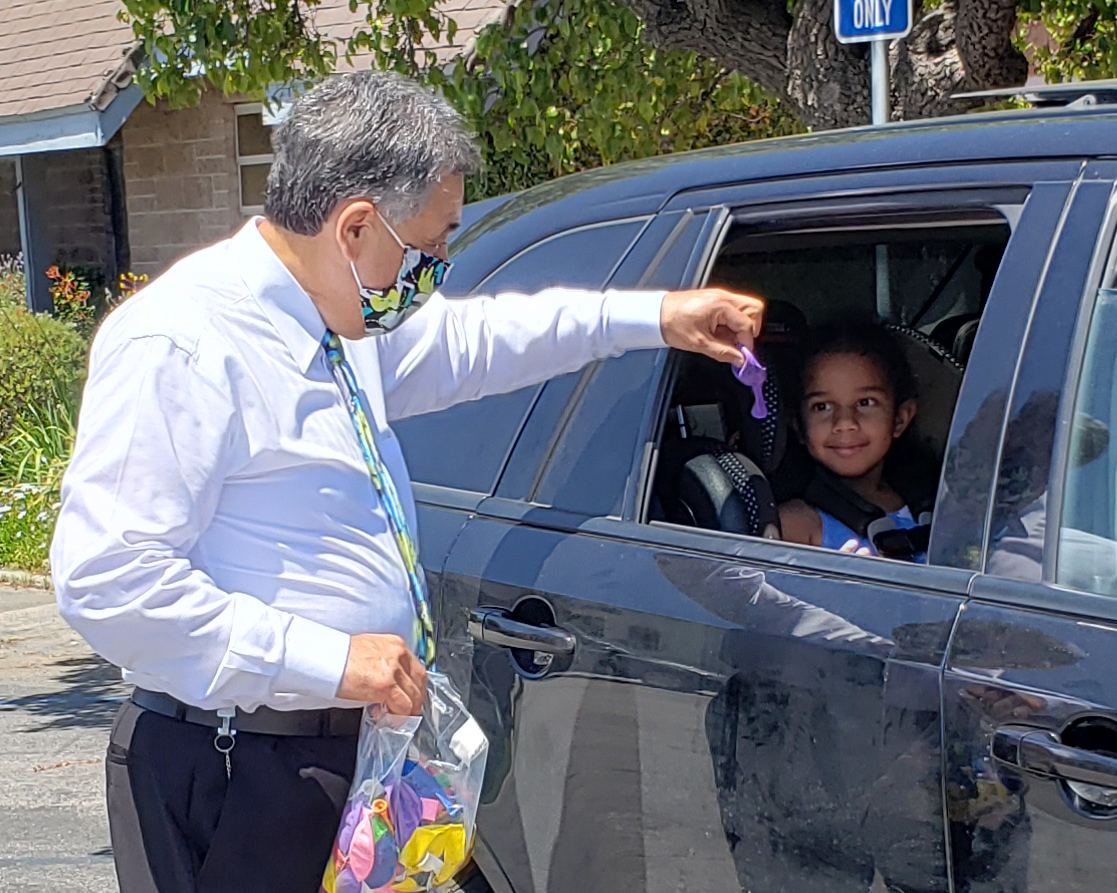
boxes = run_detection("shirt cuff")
[602,290,668,351]
[274,614,352,700]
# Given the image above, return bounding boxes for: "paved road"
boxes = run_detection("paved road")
[0,584,124,893]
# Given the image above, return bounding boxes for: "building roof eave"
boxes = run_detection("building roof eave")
[0,41,145,158]
[0,83,143,157]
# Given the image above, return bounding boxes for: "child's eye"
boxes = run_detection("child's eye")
[810,401,830,413]
[859,397,878,408]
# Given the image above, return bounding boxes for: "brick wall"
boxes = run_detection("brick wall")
[0,152,117,276]
[42,148,119,281]
[121,91,245,276]
[0,159,19,258]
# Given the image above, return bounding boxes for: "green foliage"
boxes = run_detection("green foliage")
[120,0,800,200]
[120,0,337,107]
[0,485,57,573]
[0,270,87,451]
[436,0,801,199]
[1018,1,1117,83]
[0,267,84,572]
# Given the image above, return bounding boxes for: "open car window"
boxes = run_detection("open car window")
[645,206,1015,567]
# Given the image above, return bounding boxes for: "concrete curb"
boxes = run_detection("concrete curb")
[0,568,52,590]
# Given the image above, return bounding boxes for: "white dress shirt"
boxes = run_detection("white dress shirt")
[50,219,666,712]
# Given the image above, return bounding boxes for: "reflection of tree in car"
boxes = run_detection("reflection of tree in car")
[983,391,1107,582]
[935,389,1108,573]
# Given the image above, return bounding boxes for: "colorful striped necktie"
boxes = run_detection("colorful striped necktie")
[321,331,436,668]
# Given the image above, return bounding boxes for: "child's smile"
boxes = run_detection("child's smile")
[802,352,913,482]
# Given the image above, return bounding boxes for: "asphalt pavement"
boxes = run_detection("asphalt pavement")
[0,584,123,893]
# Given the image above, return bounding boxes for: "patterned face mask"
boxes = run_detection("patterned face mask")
[351,214,452,336]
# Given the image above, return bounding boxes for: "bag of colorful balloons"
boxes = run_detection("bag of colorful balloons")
[322,671,489,893]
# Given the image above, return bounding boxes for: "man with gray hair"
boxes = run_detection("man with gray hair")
[51,70,763,893]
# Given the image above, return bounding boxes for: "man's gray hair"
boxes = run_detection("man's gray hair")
[264,71,481,235]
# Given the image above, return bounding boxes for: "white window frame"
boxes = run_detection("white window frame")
[235,103,274,215]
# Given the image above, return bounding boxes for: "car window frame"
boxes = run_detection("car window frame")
[972,165,1117,585]
[624,177,1082,580]
[1046,170,1117,590]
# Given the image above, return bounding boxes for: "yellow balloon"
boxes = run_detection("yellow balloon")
[321,851,338,893]
[395,824,467,888]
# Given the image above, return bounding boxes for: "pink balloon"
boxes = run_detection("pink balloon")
[347,809,376,882]
[420,798,442,823]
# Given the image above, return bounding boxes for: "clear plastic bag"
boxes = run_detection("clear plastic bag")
[321,671,489,893]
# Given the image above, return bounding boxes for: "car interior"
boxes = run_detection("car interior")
[646,211,1012,563]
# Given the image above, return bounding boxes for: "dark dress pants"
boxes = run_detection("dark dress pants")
[106,699,358,893]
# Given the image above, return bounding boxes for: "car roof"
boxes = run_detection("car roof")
[453,106,1117,257]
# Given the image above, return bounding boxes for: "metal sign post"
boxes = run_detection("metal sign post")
[871,40,889,125]
[834,0,913,125]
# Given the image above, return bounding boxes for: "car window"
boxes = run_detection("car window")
[394,386,540,493]
[532,349,661,517]
[1057,287,1117,593]
[647,205,1017,567]
[475,219,646,294]
[395,219,648,493]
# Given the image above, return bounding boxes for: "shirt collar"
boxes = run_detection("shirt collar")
[233,217,328,374]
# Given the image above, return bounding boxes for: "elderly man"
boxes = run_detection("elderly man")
[51,71,762,893]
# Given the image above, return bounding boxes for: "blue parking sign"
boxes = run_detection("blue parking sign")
[834,0,912,43]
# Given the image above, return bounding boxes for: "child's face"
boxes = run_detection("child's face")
[801,352,915,480]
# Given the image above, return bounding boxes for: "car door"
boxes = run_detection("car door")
[436,162,1085,893]
[942,163,1117,893]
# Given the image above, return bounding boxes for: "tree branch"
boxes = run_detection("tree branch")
[623,0,793,100]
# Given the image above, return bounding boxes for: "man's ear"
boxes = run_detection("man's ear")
[893,399,917,438]
[333,199,379,262]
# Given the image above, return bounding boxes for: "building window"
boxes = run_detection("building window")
[236,105,274,215]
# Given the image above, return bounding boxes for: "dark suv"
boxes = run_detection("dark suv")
[396,100,1117,893]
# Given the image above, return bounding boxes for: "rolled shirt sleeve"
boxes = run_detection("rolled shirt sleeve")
[51,333,352,707]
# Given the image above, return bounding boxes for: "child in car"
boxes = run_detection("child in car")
[778,321,924,559]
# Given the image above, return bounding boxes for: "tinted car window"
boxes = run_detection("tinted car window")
[394,386,539,493]
[476,220,645,293]
[396,219,647,493]
[533,349,660,517]
[1058,286,1117,593]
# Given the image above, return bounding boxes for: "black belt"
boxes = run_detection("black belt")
[131,688,362,737]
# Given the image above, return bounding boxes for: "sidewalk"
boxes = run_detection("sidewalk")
[0,584,122,893]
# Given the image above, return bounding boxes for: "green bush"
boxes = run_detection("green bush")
[0,266,86,571]
[0,485,56,573]
[0,271,88,446]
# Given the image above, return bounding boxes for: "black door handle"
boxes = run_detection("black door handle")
[468,608,576,655]
[993,726,1117,788]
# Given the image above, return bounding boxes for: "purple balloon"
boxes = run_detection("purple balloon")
[335,865,362,893]
[733,345,768,419]
[338,799,365,854]
[390,778,423,845]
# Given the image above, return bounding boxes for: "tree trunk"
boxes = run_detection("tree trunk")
[623,0,1030,128]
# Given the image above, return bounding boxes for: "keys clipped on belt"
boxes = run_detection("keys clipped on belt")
[214,707,236,778]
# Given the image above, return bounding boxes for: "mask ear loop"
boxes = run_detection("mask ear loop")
[377,210,408,250]
[348,208,407,297]
[350,261,376,300]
